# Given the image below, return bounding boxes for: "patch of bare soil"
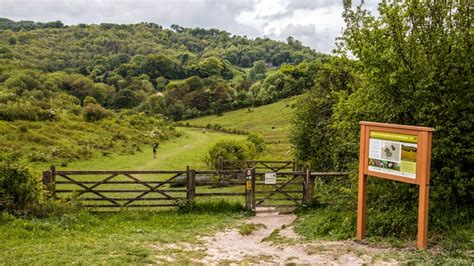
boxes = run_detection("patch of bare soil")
[153,207,402,265]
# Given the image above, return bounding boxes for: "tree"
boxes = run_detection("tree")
[250,60,267,81]
[114,89,140,109]
[292,1,473,236]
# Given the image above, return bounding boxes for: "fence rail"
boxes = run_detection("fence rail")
[42,163,350,211]
[218,158,297,172]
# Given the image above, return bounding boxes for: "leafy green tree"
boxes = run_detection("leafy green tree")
[155,77,168,91]
[292,1,473,236]
[249,60,267,81]
[114,89,140,109]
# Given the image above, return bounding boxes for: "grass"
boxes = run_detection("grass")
[0,112,178,164]
[29,127,249,209]
[0,201,249,264]
[238,223,266,236]
[31,127,247,173]
[185,96,300,159]
[294,207,474,264]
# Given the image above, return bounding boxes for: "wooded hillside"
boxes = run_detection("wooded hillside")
[0,18,327,120]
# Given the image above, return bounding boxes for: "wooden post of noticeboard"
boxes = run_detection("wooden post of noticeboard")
[356,121,434,249]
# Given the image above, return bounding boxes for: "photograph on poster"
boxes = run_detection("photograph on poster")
[368,131,417,179]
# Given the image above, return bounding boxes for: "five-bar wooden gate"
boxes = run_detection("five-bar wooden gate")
[42,164,349,211]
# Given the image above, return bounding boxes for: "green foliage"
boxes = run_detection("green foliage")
[0,18,64,31]
[0,18,328,121]
[82,103,110,122]
[238,223,266,236]
[292,1,473,237]
[0,156,41,211]
[204,139,257,169]
[0,100,53,121]
[247,133,265,153]
[0,111,177,163]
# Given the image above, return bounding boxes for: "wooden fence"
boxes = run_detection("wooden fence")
[42,165,350,211]
[218,158,297,172]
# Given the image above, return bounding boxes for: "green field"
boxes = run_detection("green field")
[32,127,246,173]
[185,96,300,160]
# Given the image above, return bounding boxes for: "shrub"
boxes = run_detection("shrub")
[82,103,110,122]
[82,96,98,106]
[0,156,42,211]
[246,133,265,153]
[203,140,256,169]
[0,101,50,121]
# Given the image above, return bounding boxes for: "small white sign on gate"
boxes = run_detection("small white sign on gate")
[264,173,276,184]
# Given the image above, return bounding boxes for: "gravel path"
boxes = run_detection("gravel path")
[153,207,402,264]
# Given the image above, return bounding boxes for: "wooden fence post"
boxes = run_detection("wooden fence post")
[245,168,255,211]
[186,166,196,202]
[42,170,52,196]
[302,167,307,205]
[251,168,256,211]
[47,165,56,198]
[303,169,315,206]
[245,168,250,210]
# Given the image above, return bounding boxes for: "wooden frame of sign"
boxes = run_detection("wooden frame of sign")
[357,121,434,249]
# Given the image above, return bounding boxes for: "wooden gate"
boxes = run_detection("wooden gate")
[42,166,249,210]
[43,167,188,208]
[219,158,297,173]
[42,165,349,211]
[243,170,310,210]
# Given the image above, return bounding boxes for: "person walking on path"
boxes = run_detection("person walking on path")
[152,143,159,159]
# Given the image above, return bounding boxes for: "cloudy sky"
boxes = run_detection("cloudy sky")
[0,0,379,53]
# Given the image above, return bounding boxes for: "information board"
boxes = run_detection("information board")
[357,121,434,249]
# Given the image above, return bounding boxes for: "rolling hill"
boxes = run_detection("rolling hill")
[185,96,300,160]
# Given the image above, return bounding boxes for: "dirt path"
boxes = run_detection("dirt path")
[154,208,401,265]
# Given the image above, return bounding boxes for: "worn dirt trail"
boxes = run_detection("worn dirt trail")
[154,207,400,265]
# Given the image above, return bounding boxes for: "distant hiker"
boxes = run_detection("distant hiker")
[202,128,206,134]
[152,143,159,159]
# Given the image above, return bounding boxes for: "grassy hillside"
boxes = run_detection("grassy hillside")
[32,127,246,172]
[0,112,177,163]
[185,96,300,160]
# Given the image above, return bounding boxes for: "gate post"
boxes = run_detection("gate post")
[302,167,307,205]
[251,168,256,211]
[245,168,255,211]
[43,165,56,198]
[186,166,196,202]
[42,170,52,196]
[303,169,315,206]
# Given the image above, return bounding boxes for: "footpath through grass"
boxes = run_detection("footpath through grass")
[185,96,299,160]
[32,127,246,173]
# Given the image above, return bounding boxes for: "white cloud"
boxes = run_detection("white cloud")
[236,0,345,53]
[0,0,379,53]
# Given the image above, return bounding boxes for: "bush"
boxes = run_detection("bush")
[0,101,51,121]
[0,156,42,211]
[82,103,110,122]
[203,140,256,169]
[246,133,265,153]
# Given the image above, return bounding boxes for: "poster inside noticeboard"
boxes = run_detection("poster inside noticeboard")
[368,131,417,179]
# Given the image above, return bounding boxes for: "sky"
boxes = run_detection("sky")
[0,0,379,54]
